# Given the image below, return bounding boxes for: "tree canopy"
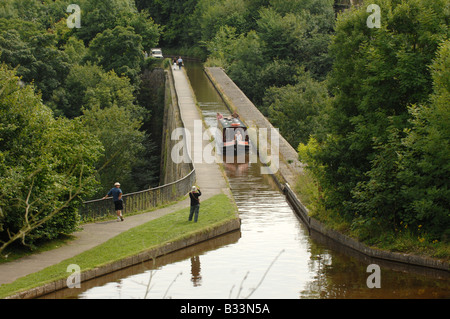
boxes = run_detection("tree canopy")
[299,0,449,242]
[0,0,162,250]
[0,65,103,250]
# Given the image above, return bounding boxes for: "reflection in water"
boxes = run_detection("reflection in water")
[190,256,202,287]
[43,61,450,299]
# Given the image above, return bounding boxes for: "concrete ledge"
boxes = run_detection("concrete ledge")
[7,218,241,299]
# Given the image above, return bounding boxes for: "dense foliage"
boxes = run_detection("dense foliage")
[299,0,449,242]
[0,65,103,249]
[0,0,162,249]
[0,0,448,251]
[137,0,449,244]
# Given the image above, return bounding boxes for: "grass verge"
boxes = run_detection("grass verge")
[293,172,449,261]
[0,193,238,299]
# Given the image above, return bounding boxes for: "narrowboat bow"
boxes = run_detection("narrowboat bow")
[216,113,250,153]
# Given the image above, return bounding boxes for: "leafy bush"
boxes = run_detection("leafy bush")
[0,66,103,251]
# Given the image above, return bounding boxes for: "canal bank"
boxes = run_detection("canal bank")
[204,66,449,273]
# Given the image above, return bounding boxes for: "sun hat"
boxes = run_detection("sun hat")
[114,182,121,186]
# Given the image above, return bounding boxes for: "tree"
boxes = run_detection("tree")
[299,0,449,234]
[62,36,88,65]
[126,10,161,50]
[352,40,450,241]
[399,40,450,240]
[0,29,35,80]
[74,0,137,44]
[0,0,68,26]
[0,19,71,102]
[206,27,265,102]
[51,63,142,119]
[264,70,329,147]
[255,1,335,80]
[256,7,306,60]
[81,104,146,197]
[48,63,103,118]
[135,0,198,47]
[205,25,238,68]
[226,30,266,103]
[204,0,335,106]
[84,25,144,85]
[0,65,103,252]
[26,32,71,101]
[84,69,141,115]
[194,0,251,44]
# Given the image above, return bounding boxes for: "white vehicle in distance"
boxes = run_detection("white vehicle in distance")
[150,48,163,59]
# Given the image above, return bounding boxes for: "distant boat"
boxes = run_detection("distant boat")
[216,113,250,154]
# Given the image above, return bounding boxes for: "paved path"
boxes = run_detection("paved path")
[0,68,228,287]
[172,68,228,198]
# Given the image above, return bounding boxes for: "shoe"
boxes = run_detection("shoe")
[120,216,124,221]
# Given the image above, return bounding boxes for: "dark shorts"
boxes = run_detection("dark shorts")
[114,200,123,211]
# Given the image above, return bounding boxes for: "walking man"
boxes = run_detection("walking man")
[103,182,124,222]
[188,186,201,222]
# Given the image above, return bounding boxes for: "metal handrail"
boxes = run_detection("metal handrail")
[82,169,195,205]
[79,67,196,221]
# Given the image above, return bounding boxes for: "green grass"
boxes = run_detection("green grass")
[0,193,238,299]
[293,169,320,212]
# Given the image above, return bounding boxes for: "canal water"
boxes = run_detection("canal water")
[45,62,449,299]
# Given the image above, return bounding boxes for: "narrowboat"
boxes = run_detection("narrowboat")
[216,113,250,154]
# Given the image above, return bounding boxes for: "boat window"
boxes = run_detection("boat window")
[225,128,235,141]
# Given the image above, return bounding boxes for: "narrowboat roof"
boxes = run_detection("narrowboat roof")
[218,117,247,129]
